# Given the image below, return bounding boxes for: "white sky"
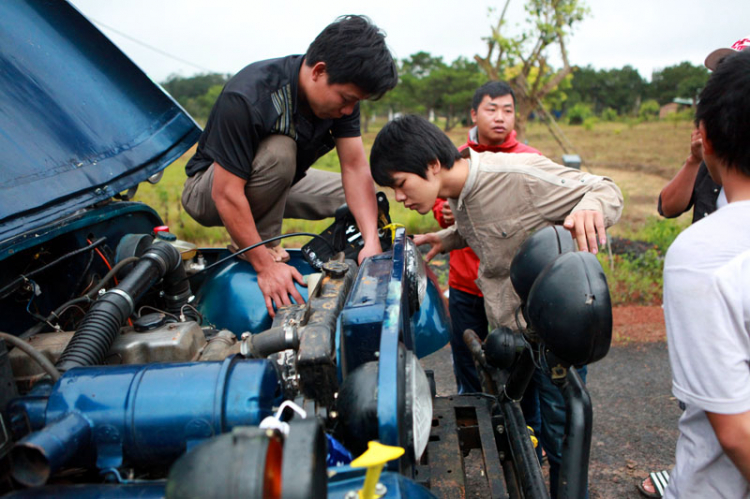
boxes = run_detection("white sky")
[68,0,749,83]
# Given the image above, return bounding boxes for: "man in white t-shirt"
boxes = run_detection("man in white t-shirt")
[664,49,750,498]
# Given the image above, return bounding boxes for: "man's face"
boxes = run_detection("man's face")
[389,166,441,215]
[471,94,516,146]
[307,65,368,120]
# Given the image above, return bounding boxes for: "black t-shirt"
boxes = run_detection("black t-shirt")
[185,55,360,182]
[658,161,720,223]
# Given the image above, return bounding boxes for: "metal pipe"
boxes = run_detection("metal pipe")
[11,412,91,487]
[557,368,592,499]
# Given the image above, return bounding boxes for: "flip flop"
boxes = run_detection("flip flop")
[636,470,670,498]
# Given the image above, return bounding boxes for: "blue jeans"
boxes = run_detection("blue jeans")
[448,287,489,394]
[521,365,589,499]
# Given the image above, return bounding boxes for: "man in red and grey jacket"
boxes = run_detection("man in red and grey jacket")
[432,81,540,394]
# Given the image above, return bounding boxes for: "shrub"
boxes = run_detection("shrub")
[567,103,594,125]
[638,99,660,122]
[582,116,599,131]
[600,107,618,122]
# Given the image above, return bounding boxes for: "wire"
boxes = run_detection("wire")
[0,237,107,299]
[88,239,132,328]
[88,17,216,74]
[20,257,140,339]
[192,232,336,278]
[0,332,61,382]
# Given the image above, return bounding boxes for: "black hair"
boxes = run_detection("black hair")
[305,15,397,100]
[695,50,750,175]
[370,115,462,187]
[471,80,516,110]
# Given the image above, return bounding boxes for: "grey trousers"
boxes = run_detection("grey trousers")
[182,135,345,243]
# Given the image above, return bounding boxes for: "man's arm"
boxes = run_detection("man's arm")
[658,129,703,218]
[211,162,305,317]
[706,410,750,482]
[335,136,381,263]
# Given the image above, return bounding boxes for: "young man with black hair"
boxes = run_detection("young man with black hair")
[182,15,397,317]
[373,114,622,497]
[663,49,750,498]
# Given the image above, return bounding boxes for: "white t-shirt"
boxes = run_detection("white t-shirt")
[664,200,750,498]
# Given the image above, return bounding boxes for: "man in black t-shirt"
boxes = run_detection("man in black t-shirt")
[182,15,397,317]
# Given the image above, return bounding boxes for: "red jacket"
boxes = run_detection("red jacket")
[432,128,541,296]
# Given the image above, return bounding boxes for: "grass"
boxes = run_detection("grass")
[133,118,697,304]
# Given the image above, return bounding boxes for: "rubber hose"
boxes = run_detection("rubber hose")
[54,242,181,372]
[0,332,60,382]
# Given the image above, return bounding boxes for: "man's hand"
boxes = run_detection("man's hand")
[413,233,444,262]
[256,261,307,317]
[441,203,455,226]
[563,210,607,254]
[688,127,703,164]
[358,238,382,264]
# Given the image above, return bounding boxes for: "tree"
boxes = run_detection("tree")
[648,62,708,105]
[475,0,589,140]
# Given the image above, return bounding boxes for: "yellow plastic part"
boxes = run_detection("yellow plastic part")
[527,425,539,448]
[381,223,405,244]
[350,441,405,499]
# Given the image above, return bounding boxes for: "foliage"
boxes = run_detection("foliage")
[567,65,645,117]
[566,103,593,125]
[161,73,230,124]
[474,0,590,140]
[638,99,660,122]
[648,61,709,105]
[598,217,687,305]
[382,53,484,131]
[600,107,618,122]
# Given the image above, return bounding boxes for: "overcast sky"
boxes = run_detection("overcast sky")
[68,0,749,83]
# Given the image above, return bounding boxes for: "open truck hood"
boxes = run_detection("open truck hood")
[0,0,201,242]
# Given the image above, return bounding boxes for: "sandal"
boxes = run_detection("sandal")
[636,470,670,498]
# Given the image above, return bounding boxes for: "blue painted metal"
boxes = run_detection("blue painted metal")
[327,468,437,498]
[2,483,167,499]
[410,268,451,358]
[4,470,437,498]
[377,228,410,450]
[338,245,449,379]
[0,0,201,242]
[193,250,314,337]
[339,254,393,377]
[14,356,280,472]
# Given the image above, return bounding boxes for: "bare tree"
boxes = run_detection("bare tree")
[475,0,588,140]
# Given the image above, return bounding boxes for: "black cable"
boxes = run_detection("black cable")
[192,232,336,278]
[0,237,107,299]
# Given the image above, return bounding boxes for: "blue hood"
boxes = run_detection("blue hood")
[0,1,201,241]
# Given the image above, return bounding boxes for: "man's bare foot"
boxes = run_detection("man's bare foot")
[268,245,290,263]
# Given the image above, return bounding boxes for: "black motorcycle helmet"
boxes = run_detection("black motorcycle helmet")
[526,251,612,366]
[510,225,576,304]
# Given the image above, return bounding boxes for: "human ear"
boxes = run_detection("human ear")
[699,121,714,156]
[470,109,477,124]
[311,62,327,81]
[428,160,442,176]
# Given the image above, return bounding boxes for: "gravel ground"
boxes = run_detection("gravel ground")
[420,308,679,499]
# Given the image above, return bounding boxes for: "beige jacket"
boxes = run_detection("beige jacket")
[437,148,623,329]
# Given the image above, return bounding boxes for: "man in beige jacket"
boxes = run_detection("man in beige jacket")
[370,114,623,497]
[370,114,623,330]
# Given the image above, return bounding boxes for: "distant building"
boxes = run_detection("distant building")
[660,98,695,119]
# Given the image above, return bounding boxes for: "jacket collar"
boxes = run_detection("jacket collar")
[467,127,520,152]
